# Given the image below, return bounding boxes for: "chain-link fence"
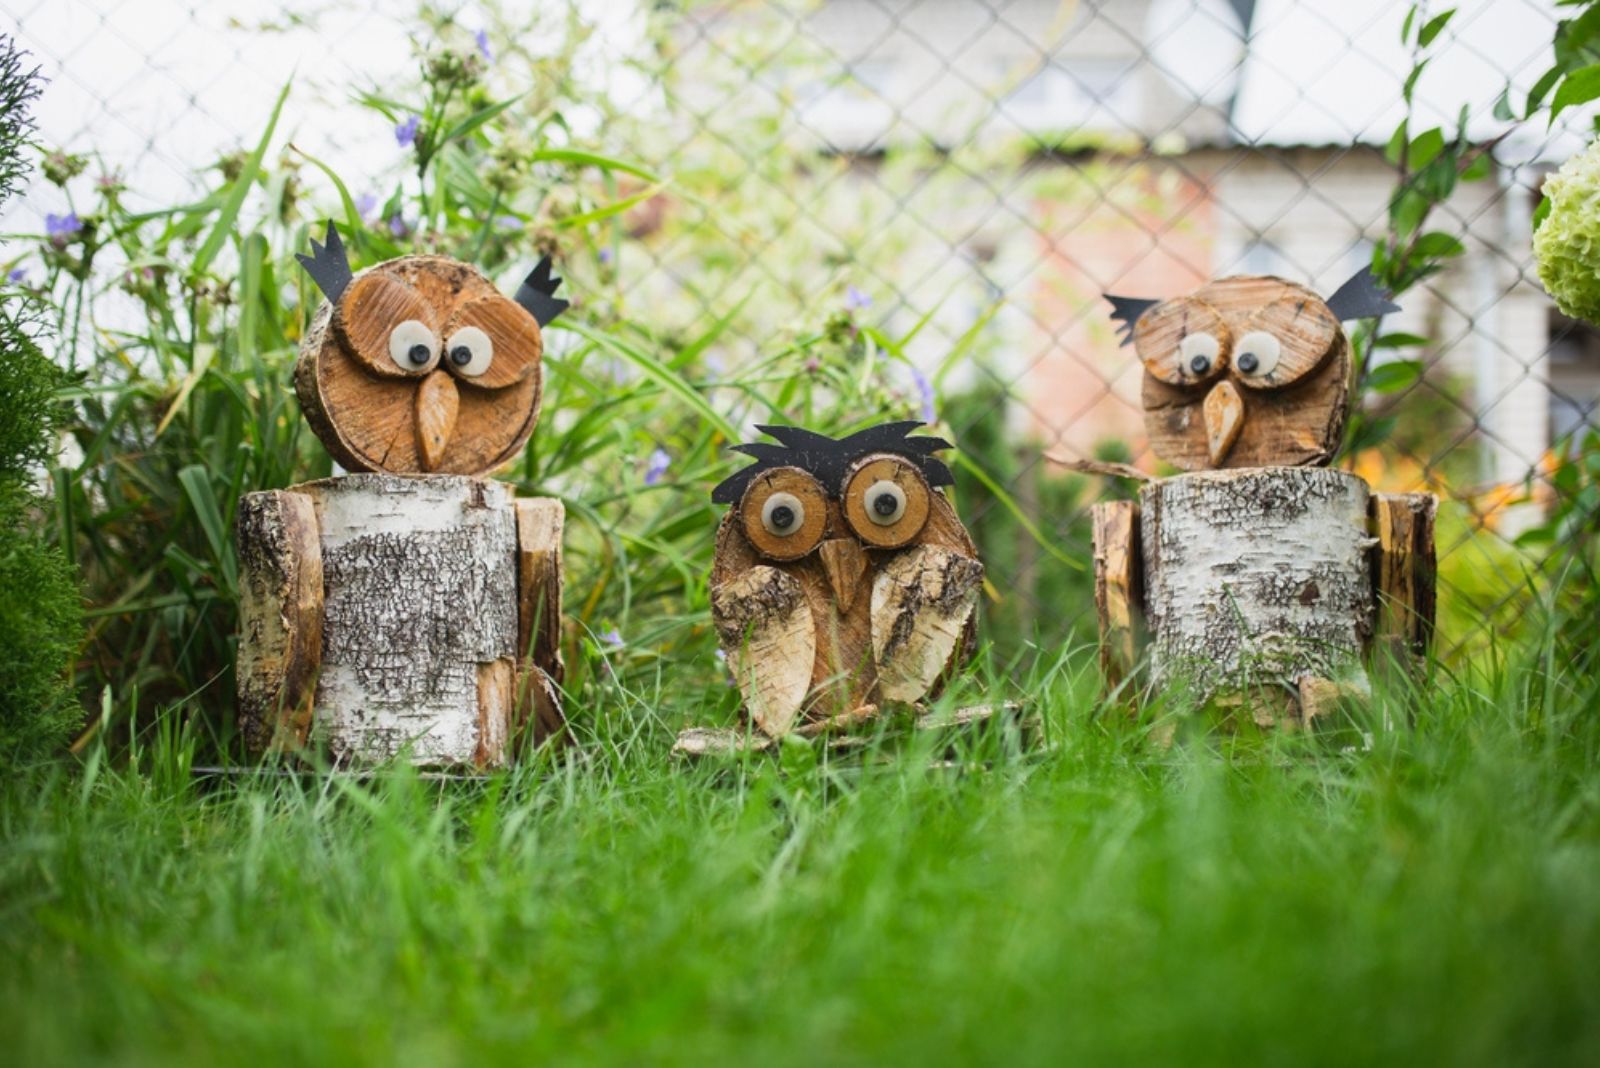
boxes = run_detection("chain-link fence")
[4,0,1594,659]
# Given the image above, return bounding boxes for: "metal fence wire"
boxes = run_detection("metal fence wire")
[5,0,1596,656]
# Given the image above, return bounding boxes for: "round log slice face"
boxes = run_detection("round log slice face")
[295,255,544,477]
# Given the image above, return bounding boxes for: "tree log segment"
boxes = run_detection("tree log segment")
[295,473,520,767]
[1091,500,1140,689]
[236,490,324,752]
[1370,491,1438,660]
[1140,467,1374,700]
[514,497,566,744]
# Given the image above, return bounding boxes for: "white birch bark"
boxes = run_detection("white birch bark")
[296,473,519,766]
[1140,467,1375,700]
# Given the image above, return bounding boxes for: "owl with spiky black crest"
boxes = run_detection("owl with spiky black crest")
[708,421,984,737]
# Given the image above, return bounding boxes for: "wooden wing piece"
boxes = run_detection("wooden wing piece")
[235,490,323,752]
[869,545,983,703]
[711,565,815,737]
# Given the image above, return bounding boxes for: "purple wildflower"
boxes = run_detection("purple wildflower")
[600,628,623,648]
[475,29,492,61]
[394,114,420,148]
[6,267,26,284]
[45,212,82,238]
[845,284,871,310]
[494,214,521,231]
[355,192,378,221]
[387,213,413,239]
[597,247,613,265]
[644,446,671,486]
[911,366,936,424]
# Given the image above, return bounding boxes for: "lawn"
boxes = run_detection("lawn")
[4,639,1597,1066]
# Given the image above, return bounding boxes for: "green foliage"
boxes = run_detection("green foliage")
[0,34,81,763]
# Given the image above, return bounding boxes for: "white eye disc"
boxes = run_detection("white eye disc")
[1179,331,1221,376]
[1234,331,1281,376]
[388,319,439,371]
[445,325,494,377]
[863,480,907,526]
[761,492,806,537]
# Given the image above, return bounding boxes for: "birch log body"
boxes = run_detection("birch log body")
[1140,467,1374,699]
[298,473,520,766]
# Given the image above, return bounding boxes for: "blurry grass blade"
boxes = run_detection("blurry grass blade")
[953,452,1084,572]
[291,145,365,237]
[178,465,229,576]
[191,80,290,279]
[563,321,739,441]
[438,94,525,149]
[528,148,662,183]
[154,343,216,437]
[557,183,667,229]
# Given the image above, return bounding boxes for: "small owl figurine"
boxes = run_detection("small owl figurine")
[1105,267,1399,469]
[294,221,568,475]
[233,223,569,766]
[708,422,984,738]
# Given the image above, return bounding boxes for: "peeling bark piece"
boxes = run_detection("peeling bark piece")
[1371,491,1438,660]
[1091,500,1140,689]
[297,473,519,766]
[870,545,984,703]
[711,565,815,737]
[514,497,566,743]
[1140,467,1373,703]
[236,490,324,753]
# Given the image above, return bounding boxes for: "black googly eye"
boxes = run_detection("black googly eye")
[1237,352,1258,374]
[450,345,472,366]
[1189,354,1210,374]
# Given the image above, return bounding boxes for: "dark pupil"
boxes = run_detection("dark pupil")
[1238,352,1259,373]
[770,505,795,530]
[873,492,899,517]
[450,345,473,366]
[408,343,431,365]
[1189,354,1210,374]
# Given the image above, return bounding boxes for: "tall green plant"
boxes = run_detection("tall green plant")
[0,35,83,762]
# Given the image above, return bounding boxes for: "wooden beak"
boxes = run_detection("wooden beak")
[1203,379,1245,466]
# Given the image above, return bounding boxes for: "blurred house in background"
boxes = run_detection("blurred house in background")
[673,0,1579,528]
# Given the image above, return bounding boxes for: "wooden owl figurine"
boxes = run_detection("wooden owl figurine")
[708,422,984,738]
[1106,268,1399,470]
[233,223,568,767]
[1087,268,1437,724]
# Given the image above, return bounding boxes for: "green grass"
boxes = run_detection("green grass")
[3,639,1598,1067]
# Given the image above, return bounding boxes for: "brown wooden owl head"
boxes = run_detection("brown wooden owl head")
[710,421,959,566]
[292,222,569,476]
[1104,268,1398,470]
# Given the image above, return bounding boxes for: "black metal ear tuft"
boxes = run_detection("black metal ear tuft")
[1105,293,1160,348]
[1324,266,1400,321]
[514,256,569,327]
[711,421,956,505]
[295,220,353,304]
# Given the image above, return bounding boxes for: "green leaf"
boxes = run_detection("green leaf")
[1409,127,1446,169]
[1372,332,1430,349]
[190,80,290,279]
[1492,85,1514,121]
[1413,231,1465,258]
[1385,120,1408,165]
[556,183,667,230]
[1400,5,1417,45]
[437,94,524,150]
[1367,359,1423,394]
[1403,60,1430,105]
[177,465,228,575]
[1533,195,1552,231]
[1550,63,1600,122]
[1461,153,1492,181]
[1525,65,1564,117]
[1417,9,1455,47]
